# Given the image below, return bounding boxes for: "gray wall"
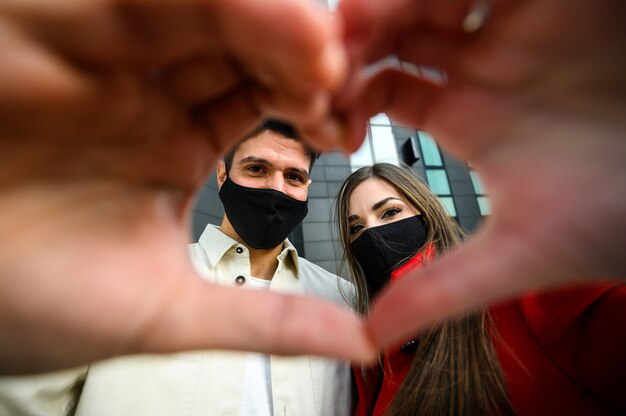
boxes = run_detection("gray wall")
[301,151,352,277]
[192,173,223,240]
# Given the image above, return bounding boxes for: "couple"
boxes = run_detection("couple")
[2,0,625,384]
[6,119,623,415]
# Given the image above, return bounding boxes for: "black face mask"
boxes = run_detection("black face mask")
[351,215,428,299]
[218,176,308,250]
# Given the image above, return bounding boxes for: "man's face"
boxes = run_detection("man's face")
[219,131,312,201]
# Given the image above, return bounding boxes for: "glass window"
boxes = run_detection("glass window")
[470,170,491,216]
[470,171,486,195]
[350,114,401,170]
[418,132,443,166]
[426,169,451,195]
[439,197,457,217]
[477,196,491,216]
[371,125,400,165]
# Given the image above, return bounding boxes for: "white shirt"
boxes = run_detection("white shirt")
[239,276,273,416]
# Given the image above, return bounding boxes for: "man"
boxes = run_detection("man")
[65,120,352,415]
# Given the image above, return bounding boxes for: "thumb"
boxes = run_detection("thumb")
[138,275,377,363]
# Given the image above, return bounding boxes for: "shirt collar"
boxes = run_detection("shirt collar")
[198,224,300,277]
[278,238,300,278]
[198,224,239,268]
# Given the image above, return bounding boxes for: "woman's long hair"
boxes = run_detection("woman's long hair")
[335,163,514,416]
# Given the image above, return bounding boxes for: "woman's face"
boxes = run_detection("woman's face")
[347,178,420,242]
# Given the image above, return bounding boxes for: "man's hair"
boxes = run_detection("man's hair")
[223,119,320,173]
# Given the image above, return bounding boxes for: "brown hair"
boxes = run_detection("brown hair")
[223,119,320,173]
[334,163,514,416]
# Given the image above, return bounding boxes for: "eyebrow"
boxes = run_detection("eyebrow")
[238,156,270,166]
[372,197,402,211]
[238,156,310,177]
[348,197,403,222]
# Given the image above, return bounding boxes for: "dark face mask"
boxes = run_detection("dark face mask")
[218,176,308,250]
[351,215,428,299]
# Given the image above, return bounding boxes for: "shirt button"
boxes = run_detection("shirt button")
[235,247,244,254]
[400,339,418,354]
[235,276,246,286]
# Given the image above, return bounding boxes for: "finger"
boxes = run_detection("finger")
[297,116,347,153]
[0,17,92,117]
[368,219,567,346]
[193,83,334,158]
[139,276,377,363]
[160,2,346,102]
[0,0,218,66]
[339,0,473,65]
[393,31,466,74]
[339,0,514,66]
[191,84,262,158]
[251,87,331,126]
[335,67,523,159]
[164,55,243,107]
[1,0,345,91]
[221,0,347,94]
[334,69,442,153]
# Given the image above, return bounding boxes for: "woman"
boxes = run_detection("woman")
[335,163,626,416]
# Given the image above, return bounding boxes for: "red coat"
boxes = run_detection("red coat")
[353,250,626,415]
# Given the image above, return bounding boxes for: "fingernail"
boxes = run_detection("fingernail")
[338,115,364,155]
[309,92,330,121]
[300,115,346,153]
[319,41,348,91]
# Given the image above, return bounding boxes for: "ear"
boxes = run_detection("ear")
[300,178,312,199]
[216,160,227,190]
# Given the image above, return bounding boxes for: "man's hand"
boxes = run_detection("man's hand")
[0,0,374,374]
[336,0,626,348]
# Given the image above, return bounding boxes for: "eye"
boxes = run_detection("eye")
[381,207,401,219]
[286,172,306,184]
[349,224,364,235]
[245,165,266,175]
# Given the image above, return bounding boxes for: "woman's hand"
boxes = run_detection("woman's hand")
[336,0,626,348]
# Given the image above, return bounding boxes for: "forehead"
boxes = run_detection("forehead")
[349,178,404,212]
[233,131,310,170]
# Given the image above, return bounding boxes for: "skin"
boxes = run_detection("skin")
[347,178,420,242]
[1,0,625,374]
[336,0,626,348]
[216,131,312,280]
[0,0,375,375]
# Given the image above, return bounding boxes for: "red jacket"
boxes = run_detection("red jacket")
[353,249,626,415]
